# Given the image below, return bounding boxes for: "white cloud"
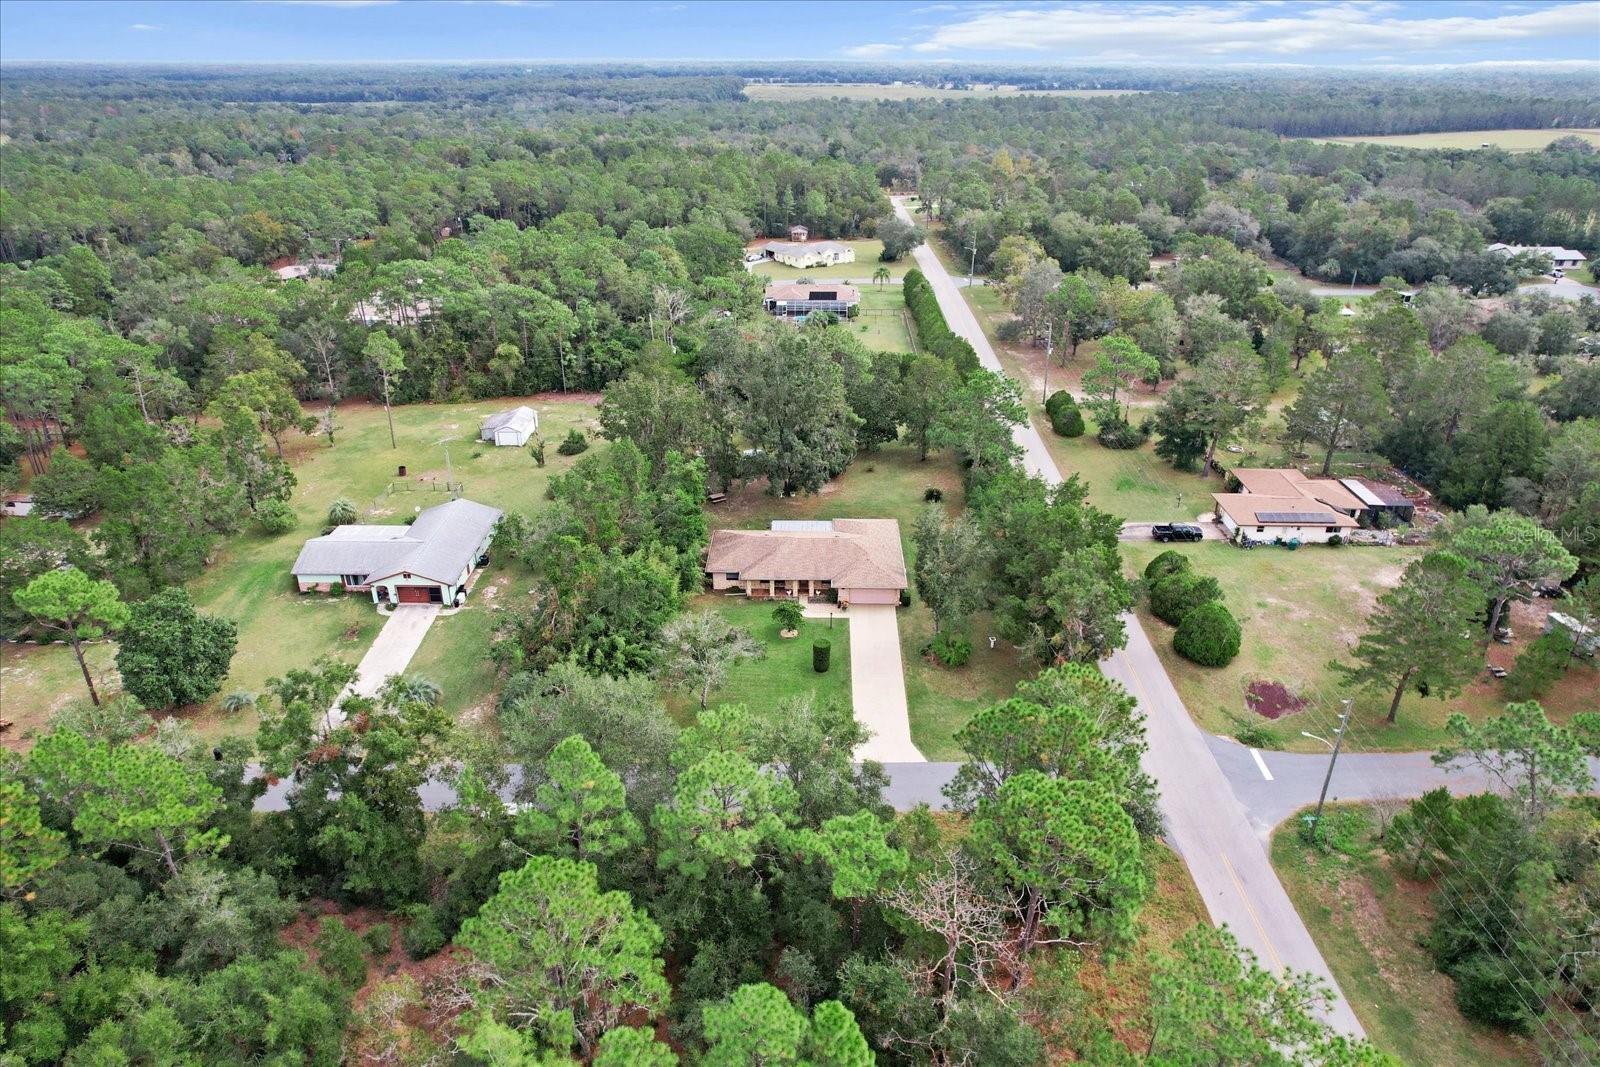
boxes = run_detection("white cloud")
[841,42,906,58]
[881,1,1600,60]
[128,23,159,31]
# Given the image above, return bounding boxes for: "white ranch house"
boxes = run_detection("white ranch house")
[292,497,501,606]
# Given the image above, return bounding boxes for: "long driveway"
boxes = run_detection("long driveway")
[845,604,924,763]
[323,604,440,729]
[892,196,1365,1035]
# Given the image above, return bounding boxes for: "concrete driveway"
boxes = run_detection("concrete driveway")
[324,604,440,729]
[1119,520,1228,543]
[844,604,924,764]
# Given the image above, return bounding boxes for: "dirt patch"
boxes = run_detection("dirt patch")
[1246,680,1307,719]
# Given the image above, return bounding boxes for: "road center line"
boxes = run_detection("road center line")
[1250,747,1274,781]
[1221,852,1284,972]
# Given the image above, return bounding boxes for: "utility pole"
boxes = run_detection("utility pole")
[1301,698,1352,843]
[966,242,978,290]
[437,436,458,497]
[1041,321,1053,400]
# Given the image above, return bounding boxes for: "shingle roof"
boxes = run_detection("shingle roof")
[763,283,861,303]
[481,406,538,433]
[706,518,907,589]
[292,498,503,583]
[1233,467,1366,513]
[1211,493,1359,529]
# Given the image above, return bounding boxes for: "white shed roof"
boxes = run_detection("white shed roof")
[481,406,538,434]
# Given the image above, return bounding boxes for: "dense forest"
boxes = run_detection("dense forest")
[2,63,1599,1064]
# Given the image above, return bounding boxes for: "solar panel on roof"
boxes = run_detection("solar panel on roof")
[1257,511,1337,524]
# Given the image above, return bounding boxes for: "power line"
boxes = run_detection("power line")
[1278,687,1588,1060]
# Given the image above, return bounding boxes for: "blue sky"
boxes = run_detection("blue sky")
[1,1,1597,67]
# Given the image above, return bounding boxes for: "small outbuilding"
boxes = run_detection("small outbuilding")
[479,406,539,447]
[788,224,809,241]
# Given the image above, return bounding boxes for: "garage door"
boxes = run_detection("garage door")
[396,585,438,604]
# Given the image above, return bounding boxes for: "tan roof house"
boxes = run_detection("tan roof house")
[763,282,860,318]
[706,519,907,606]
[1231,468,1368,516]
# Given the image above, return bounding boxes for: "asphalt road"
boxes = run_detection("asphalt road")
[891,196,1366,1035]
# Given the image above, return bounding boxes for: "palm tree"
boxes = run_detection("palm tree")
[872,266,891,288]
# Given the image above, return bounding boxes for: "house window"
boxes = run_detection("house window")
[1325,526,1337,533]
[725,572,739,580]
[341,574,367,586]
[1255,526,1265,533]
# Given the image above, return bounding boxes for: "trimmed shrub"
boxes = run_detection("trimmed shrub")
[903,269,980,378]
[1143,549,1193,583]
[926,630,972,668]
[1045,391,1085,437]
[1150,571,1223,626]
[256,499,297,535]
[313,917,368,991]
[812,640,831,674]
[363,923,393,956]
[899,589,912,608]
[401,905,446,960]
[556,428,589,455]
[1174,601,1242,667]
[923,486,944,502]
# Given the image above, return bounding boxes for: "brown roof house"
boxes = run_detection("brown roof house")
[706,519,907,606]
[763,282,860,318]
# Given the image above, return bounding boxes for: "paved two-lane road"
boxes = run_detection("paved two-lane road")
[891,196,1365,1035]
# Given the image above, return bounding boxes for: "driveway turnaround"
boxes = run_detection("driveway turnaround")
[323,604,441,729]
[846,604,925,763]
[892,196,1364,1037]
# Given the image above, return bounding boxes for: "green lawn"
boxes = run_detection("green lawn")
[853,287,915,353]
[1308,128,1600,152]
[1118,540,1599,752]
[708,442,1025,758]
[1271,805,1536,1066]
[664,596,851,725]
[749,240,900,281]
[1,396,601,744]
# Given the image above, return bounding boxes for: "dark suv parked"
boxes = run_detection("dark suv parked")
[1152,523,1204,543]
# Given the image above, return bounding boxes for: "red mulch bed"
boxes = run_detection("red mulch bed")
[1245,680,1307,720]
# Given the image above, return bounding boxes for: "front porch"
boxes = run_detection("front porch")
[735,577,833,602]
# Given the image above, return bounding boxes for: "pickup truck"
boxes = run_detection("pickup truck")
[1151,523,1205,543]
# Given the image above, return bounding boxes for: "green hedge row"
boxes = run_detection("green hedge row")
[903,269,981,379]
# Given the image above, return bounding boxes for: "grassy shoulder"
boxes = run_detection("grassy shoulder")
[2,396,601,746]
[1059,838,1212,1056]
[1271,804,1536,1066]
[1119,539,1599,752]
[705,442,1024,758]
